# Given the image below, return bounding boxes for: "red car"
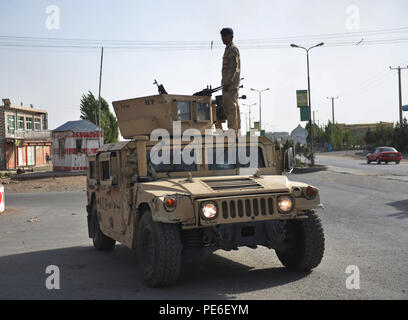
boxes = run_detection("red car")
[366,147,402,164]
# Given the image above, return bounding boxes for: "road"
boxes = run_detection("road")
[315,153,408,182]
[0,160,407,299]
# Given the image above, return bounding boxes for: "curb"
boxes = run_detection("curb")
[11,171,86,181]
[292,165,328,174]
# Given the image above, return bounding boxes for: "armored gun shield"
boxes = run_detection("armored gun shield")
[112,94,215,138]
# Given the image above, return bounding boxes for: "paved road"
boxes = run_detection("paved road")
[0,169,407,299]
[315,154,408,181]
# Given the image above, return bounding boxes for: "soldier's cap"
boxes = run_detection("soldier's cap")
[220,28,234,36]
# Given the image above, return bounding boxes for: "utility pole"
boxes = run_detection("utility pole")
[327,96,339,124]
[250,88,269,133]
[243,103,256,132]
[390,66,408,124]
[312,110,318,125]
[98,47,104,147]
[291,42,324,166]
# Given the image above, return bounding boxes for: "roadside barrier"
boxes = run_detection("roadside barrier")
[0,184,4,212]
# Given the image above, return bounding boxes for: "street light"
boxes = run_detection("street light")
[243,102,256,132]
[290,42,324,166]
[250,88,270,133]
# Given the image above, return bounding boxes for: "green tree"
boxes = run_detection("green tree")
[80,91,119,144]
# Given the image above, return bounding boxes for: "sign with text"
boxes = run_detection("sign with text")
[296,90,309,107]
[300,106,310,121]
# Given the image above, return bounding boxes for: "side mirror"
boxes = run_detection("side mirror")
[284,147,294,174]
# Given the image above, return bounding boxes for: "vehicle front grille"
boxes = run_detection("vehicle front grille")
[220,197,274,219]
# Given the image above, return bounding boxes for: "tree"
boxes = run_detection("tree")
[80,91,119,144]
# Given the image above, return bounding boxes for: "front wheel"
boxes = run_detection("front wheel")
[90,203,116,251]
[366,158,371,164]
[137,211,182,287]
[276,211,325,271]
[396,160,400,164]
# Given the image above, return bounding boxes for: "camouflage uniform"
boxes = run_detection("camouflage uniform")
[222,42,241,130]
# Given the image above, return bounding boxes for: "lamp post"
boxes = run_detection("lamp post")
[243,102,256,132]
[290,42,324,166]
[250,88,269,133]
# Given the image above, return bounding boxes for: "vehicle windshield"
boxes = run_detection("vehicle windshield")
[379,147,397,152]
[147,147,265,173]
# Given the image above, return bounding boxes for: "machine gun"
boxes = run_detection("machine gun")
[153,79,168,95]
[193,85,223,97]
[193,77,245,97]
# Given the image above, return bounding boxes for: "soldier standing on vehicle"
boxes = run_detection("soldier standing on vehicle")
[220,27,241,135]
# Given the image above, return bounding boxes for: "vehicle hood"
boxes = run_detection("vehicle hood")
[138,175,292,199]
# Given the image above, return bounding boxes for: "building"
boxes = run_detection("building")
[290,124,308,146]
[52,119,103,171]
[0,98,52,170]
[265,131,291,144]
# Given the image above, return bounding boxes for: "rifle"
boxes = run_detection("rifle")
[153,79,168,95]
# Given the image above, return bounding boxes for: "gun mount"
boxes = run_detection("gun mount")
[153,79,168,95]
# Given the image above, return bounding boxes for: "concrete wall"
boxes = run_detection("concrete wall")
[52,131,101,171]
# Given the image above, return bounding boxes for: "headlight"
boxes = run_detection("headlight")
[277,196,293,213]
[201,202,218,220]
[163,196,177,212]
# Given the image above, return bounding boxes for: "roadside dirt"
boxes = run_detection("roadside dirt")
[2,176,87,194]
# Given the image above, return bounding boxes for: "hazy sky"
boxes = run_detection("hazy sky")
[1,0,407,135]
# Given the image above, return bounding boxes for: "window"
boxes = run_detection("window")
[379,147,397,152]
[197,102,210,121]
[147,148,197,173]
[89,161,96,179]
[41,114,48,130]
[17,116,24,131]
[34,118,41,131]
[177,101,191,120]
[76,139,82,154]
[208,147,265,170]
[26,117,33,130]
[7,115,15,134]
[101,161,110,180]
[58,139,65,156]
[110,152,118,185]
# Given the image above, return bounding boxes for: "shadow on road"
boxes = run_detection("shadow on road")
[386,200,408,219]
[0,245,310,299]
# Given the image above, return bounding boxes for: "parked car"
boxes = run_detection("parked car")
[366,147,402,164]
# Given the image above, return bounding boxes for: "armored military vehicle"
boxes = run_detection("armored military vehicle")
[86,90,325,287]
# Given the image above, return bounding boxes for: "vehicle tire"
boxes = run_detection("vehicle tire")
[376,158,381,164]
[396,161,400,165]
[137,210,182,287]
[366,158,371,164]
[275,211,325,271]
[90,203,116,251]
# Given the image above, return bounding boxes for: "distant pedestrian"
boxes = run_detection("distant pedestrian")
[46,153,50,164]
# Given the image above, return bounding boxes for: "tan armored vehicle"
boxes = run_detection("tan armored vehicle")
[86,91,325,287]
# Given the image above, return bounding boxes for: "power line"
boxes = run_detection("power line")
[1,26,408,52]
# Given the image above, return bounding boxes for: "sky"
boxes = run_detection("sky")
[0,0,407,136]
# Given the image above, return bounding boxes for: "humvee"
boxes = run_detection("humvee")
[86,92,325,287]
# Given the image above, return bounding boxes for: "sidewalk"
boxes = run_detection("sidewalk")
[10,170,86,181]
